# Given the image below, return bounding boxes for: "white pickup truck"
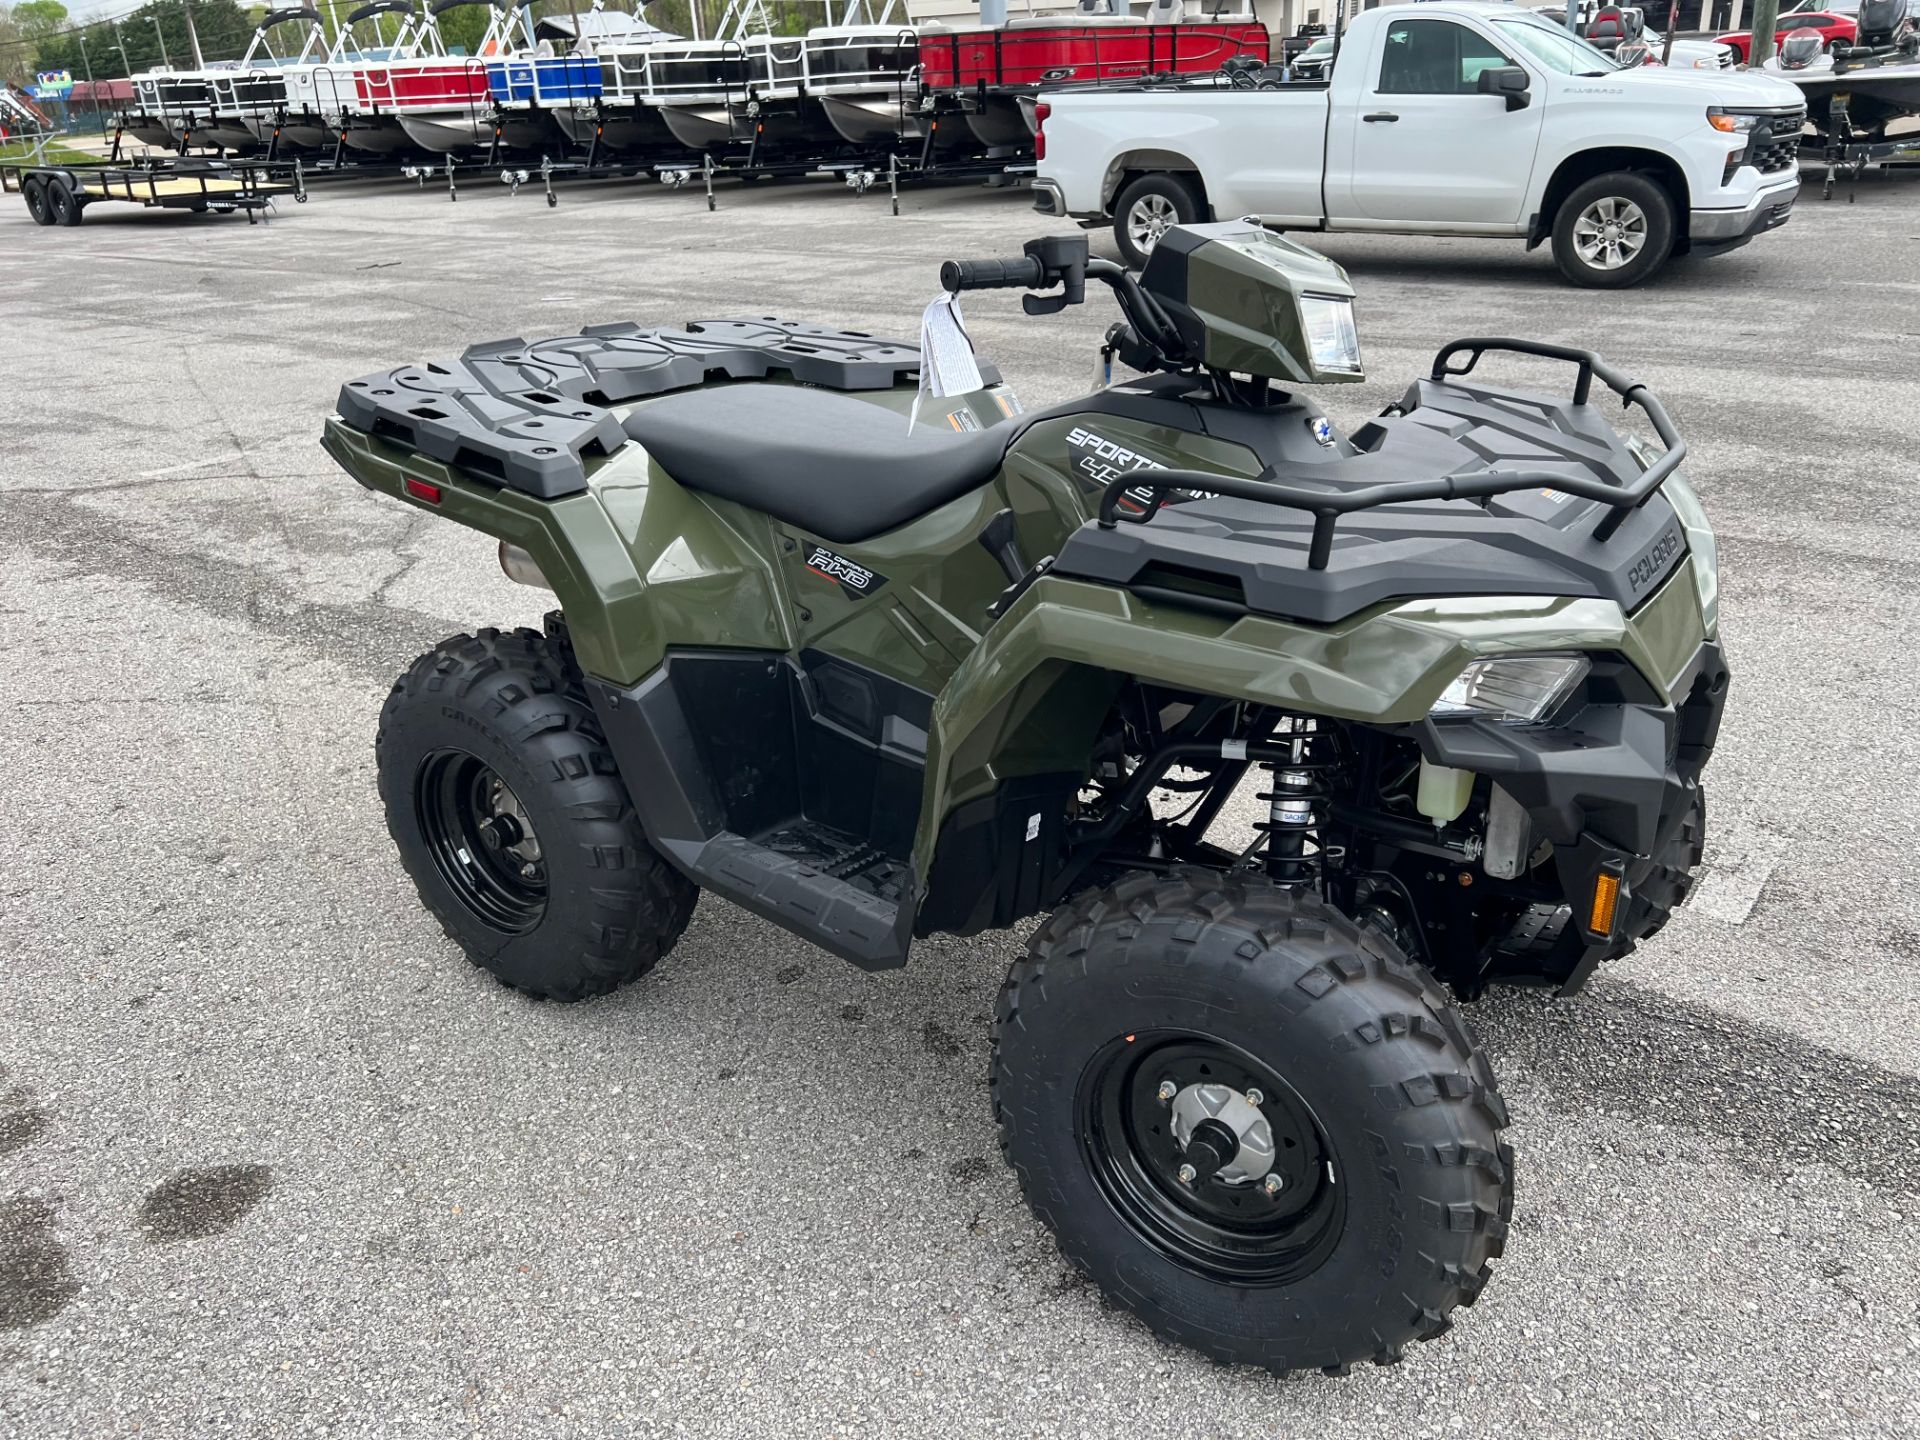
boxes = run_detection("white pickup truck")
[1031,2,1806,286]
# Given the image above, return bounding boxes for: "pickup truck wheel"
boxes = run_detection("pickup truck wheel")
[376,628,698,1002]
[1113,173,1201,268]
[1551,173,1674,288]
[995,872,1511,1374]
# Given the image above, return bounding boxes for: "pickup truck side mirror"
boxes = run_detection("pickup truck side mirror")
[1477,66,1532,111]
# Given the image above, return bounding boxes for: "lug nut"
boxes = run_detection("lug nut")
[1156,1080,1178,1105]
[1244,1088,1264,1107]
[1177,1163,1197,1185]
[1262,1173,1285,1198]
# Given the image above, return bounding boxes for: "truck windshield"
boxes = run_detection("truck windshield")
[1493,16,1622,75]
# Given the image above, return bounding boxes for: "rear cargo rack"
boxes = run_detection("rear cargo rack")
[1098,338,1686,569]
[334,320,953,500]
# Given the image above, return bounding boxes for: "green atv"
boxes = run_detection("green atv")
[323,222,1723,1375]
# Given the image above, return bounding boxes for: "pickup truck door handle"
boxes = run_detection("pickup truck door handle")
[1362,111,1399,123]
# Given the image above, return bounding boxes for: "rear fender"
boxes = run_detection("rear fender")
[323,421,785,684]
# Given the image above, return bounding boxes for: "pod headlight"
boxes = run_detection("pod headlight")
[1431,655,1590,724]
[1299,293,1363,375]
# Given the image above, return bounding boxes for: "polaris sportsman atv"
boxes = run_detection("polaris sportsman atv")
[322,223,1724,1375]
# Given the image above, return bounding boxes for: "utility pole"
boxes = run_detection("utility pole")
[77,31,98,130]
[182,0,207,70]
[1748,0,1780,64]
[113,21,134,77]
[149,15,172,70]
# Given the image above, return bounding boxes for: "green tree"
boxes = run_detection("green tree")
[14,0,69,37]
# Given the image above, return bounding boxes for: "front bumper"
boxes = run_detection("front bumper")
[1414,635,1730,991]
[1689,178,1798,253]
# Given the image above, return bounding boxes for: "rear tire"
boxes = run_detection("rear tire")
[1551,171,1674,288]
[376,628,697,1001]
[46,180,83,227]
[1112,172,1203,269]
[994,872,1512,1374]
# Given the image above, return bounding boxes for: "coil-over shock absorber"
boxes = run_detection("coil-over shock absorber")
[1255,718,1338,888]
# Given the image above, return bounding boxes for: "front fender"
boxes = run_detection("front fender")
[911,568,1707,881]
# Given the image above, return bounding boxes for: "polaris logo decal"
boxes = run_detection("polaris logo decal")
[1067,425,1169,514]
[1627,528,1683,594]
[805,545,887,597]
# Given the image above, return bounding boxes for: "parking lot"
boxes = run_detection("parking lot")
[3,170,1919,1437]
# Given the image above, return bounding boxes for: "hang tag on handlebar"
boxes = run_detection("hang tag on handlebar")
[908,292,985,435]
[1091,342,1114,393]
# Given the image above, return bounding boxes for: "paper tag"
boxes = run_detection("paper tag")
[909,293,985,434]
[1090,343,1114,393]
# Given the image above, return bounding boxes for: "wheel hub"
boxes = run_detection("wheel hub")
[414,750,547,934]
[1077,1033,1345,1285]
[1167,1082,1276,1185]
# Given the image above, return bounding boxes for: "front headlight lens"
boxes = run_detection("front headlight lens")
[1707,107,1765,134]
[1299,293,1362,375]
[1431,655,1590,724]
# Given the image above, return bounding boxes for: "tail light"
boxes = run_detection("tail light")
[1034,101,1050,161]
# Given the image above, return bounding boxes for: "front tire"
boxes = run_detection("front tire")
[1112,172,1203,268]
[1551,171,1675,288]
[376,628,696,1001]
[994,873,1511,1374]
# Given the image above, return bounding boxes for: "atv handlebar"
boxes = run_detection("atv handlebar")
[940,257,1049,292]
[1100,338,1690,568]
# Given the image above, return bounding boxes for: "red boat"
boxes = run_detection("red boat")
[918,14,1268,148]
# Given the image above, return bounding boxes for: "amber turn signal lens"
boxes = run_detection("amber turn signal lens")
[1587,870,1622,937]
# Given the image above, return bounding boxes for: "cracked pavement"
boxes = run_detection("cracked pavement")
[2,170,1919,1438]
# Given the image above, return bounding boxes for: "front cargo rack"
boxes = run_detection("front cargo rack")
[1097,338,1687,569]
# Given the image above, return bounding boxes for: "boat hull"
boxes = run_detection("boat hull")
[240,112,337,150]
[655,102,738,152]
[553,102,684,157]
[339,115,415,155]
[398,110,561,154]
[962,94,1033,150]
[118,114,177,148]
[819,93,925,146]
[1789,61,1920,136]
[196,119,265,152]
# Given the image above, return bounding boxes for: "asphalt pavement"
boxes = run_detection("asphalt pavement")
[2,164,1919,1438]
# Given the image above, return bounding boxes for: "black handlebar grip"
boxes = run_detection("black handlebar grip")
[941,256,1049,293]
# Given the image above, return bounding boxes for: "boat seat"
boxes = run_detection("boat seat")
[622,385,1013,544]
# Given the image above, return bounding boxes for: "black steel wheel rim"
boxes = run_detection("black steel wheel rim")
[414,748,547,935]
[1077,1031,1346,1286]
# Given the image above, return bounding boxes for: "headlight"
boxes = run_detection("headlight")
[1299,293,1362,375]
[1431,655,1590,724]
[1707,107,1765,134]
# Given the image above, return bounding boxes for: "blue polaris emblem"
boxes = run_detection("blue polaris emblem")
[1309,417,1336,447]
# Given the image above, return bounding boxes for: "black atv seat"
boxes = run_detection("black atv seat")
[621,385,1012,544]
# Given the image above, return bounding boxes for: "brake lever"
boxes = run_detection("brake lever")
[1023,292,1070,316]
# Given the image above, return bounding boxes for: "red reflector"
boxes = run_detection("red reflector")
[403,477,442,504]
